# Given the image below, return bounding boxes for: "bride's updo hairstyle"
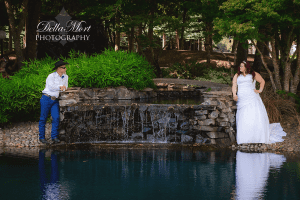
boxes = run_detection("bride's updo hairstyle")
[237,60,256,82]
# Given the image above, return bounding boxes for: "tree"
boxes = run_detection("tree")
[25,0,42,60]
[4,0,28,70]
[215,0,300,94]
[189,0,226,64]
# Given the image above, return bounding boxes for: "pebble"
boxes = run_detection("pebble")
[0,122,53,147]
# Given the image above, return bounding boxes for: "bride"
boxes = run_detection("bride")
[232,61,287,144]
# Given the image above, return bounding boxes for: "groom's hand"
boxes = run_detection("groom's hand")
[60,85,67,91]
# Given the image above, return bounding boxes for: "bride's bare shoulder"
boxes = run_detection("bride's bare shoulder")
[253,71,264,81]
[254,71,260,75]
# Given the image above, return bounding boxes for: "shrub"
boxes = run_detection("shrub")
[0,48,156,125]
[260,82,300,125]
[66,48,156,90]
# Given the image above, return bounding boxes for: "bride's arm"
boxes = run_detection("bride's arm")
[254,72,265,93]
[232,74,238,101]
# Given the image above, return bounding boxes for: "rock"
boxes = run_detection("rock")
[195,110,208,115]
[216,100,226,109]
[216,117,229,122]
[206,132,226,139]
[219,112,227,118]
[131,133,143,140]
[208,138,216,144]
[215,138,231,147]
[201,99,218,106]
[221,107,232,113]
[181,135,193,143]
[208,110,219,119]
[198,119,215,126]
[194,115,207,120]
[147,134,154,141]
[116,86,137,100]
[219,122,229,127]
[195,134,206,144]
[142,88,153,92]
[193,126,219,132]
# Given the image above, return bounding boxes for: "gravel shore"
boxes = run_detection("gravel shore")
[0,122,54,147]
[0,120,299,153]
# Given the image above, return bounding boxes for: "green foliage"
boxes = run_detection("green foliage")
[0,48,156,125]
[163,59,232,85]
[205,87,212,92]
[66,48,156,89]
[276,90,300,112]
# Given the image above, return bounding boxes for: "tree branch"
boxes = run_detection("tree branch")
[251,39,277,92]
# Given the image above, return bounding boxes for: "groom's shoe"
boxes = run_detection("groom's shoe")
[39,139,49,144]
[52,138,61,144]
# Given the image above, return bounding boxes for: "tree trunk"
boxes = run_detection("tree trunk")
[136,23,143,53]
[128,26,134,52]
[162,32,166,50]
[175,29,179,50]
[26,0,41,61]
[263,41,270,57]
[231,39,238,53]
[251,39,277,93]
[252,40,265,73]
[148,0,161,77]
[180,7,187,50]
[268,36,283,91]
[8,26,12,52]
[290,34,300,94]
[107,19,114,48]
[104,20,111,46]
[231,40,239,82]
[236,40,248,70]
[4,0,28,70]
[115,10,120,51]
[281,29,295,92]
[205,22,212,63]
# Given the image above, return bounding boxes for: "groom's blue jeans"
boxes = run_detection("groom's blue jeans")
[39,94,60,140]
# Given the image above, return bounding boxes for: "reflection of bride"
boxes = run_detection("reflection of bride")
[234,150,286,200]
[232,61,287,144]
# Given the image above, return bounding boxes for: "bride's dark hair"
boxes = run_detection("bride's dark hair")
[237,61,255,82]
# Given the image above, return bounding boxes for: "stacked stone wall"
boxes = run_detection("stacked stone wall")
[0,87,237,148]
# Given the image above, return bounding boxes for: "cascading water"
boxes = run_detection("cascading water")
[61,102,205,144]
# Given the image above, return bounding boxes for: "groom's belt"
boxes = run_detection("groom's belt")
[43,93,58,100]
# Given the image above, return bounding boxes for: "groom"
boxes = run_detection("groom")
[39,60,69,144]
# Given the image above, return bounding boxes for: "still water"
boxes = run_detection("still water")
[1,147,300,200]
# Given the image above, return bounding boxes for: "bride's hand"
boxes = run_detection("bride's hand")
[254,89,260,94]
[233,95,238,101]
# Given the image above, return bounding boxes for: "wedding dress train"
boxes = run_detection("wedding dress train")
[236,74,287,144]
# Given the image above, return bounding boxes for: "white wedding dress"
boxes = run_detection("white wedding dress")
[236,74,287,144]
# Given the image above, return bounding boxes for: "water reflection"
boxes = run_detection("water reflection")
[234,150,286,200]
[2,147,299,199]
[38,149,70,200]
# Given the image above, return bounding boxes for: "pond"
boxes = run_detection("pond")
[1,146,300,200]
